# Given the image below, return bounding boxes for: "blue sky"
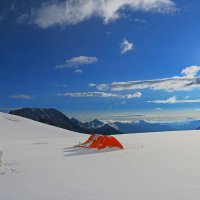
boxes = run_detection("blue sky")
[1,0,200,122]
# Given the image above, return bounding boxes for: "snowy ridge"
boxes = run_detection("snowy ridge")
[0,112,83,140]
[1,112,200,200]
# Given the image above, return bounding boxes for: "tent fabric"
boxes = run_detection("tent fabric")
[79,134,124,150]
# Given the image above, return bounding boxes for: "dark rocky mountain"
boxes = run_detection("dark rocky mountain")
[9,108,86,133]
[9,108,122,135]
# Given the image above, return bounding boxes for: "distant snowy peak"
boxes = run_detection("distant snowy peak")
[106,119,200,133]
[71,118,122,135]
[71,118,105,129]
[92,124,122,135]
[86,119,105,129]
[71,118,105,128]
[106,120,174,133]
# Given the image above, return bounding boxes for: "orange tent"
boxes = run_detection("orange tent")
[79,134,124,150]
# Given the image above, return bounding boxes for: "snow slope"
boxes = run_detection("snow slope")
[1,112,200,200]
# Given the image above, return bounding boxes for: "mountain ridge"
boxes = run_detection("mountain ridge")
[9,108,122,135]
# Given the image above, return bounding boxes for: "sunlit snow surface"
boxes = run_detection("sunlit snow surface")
[1,112,200,200]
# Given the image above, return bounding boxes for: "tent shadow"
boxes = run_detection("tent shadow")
[63,147,121,157]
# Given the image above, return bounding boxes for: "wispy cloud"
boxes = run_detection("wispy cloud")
[121,101,127,105]
[148,96,200,104]
[57,91,142,99]
[56,56,97,69]
[133,18,147,23]
[107,114,145,118]
[96,66,200,92]
[96,77,200,92]
[120,39,134,54]
[96,84,109,90]
[31,0,176,28]
[184,95,190,100]
[88,83,97,87]
[0,2,17,22]
[74,69,83,74]
[57,92,119,98]
[11,95,34,99]
[17,13,30,24]
[9,2,16,12]
[155,108,162,110]
[125,92,142,99]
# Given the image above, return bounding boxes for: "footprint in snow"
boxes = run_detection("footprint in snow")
[0,149,17,175]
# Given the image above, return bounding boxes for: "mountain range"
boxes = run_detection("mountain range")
[108,120,200,133]
[9,108,122,135]
[9,108,200,134]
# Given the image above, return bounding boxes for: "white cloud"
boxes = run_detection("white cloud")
[74,69,83,73]
[148,96,200,104]
[149,96,177,104]
[97,77,200,92]
[96,84,110,90]
[56,56,97,69]
[11,95,33,99]
[32,0,176,28]
[58,92,119,98]
[181,65,200,78]
[124,92,142,99]
[88,83,97,87]
[96,66,200,92]
[57,91,142,99]
[120,39,134,54]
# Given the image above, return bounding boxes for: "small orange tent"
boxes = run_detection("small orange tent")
[79,134,124,150]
